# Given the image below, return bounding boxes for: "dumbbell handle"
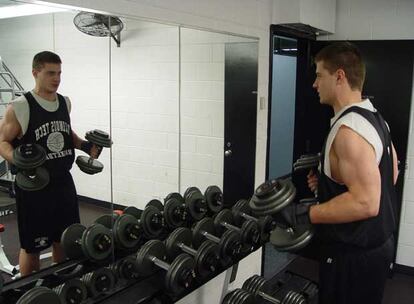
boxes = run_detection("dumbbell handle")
[150,256,170,271]
[240,212,258,223]
[257,290,281,304]
[178,242,197,257]
[221,221,241,233]
[201,230,221,244]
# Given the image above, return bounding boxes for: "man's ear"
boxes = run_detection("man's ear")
[336,69,346,83]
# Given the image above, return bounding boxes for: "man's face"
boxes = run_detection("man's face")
[312,61,337,106]
[33,63,61,94]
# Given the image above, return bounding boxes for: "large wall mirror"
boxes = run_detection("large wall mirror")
[0,0,260,294]
[0,0,113,279]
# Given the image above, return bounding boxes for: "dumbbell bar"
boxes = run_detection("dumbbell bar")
[213,209,261,253]
[232,199,274,242]
[136,239,196,294]
[242,275,307,304]
[166,227,219,277]
[192,217,242,264]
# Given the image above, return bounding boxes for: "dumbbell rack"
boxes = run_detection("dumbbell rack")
[0,209,265,303]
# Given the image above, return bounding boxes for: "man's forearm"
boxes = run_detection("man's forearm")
[0,141,15,163]
[310,191,379,224]
[72,131,84,150]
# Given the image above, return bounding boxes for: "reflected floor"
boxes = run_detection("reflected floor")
[0,199,111,283]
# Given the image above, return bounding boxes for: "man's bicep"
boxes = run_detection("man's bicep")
[0,106,21,143]
[334,127,381,198]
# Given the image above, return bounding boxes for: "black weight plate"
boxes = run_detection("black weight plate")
[61,224,86,259]
[81,223,113,261]
[146,199,164,211]
[17,286,61,304]
[183,186,201,201]
[252,179,294,207]
[219,230,242,259]
[250,180,296,217]
[165,253,195,293]
[213,209,234,236]
[113,214,141,250]
[164,198,186,228]
[204,185,223,214]
[186,191,207,221]
[13,144,46,170]
[242,275,266,295]
[112,256,139,281]
[232,199,251,226]
[55,278,87,304]
[164,192,184,204]
[136,240,167,276]
[15,166,50,191]
[76,156,104,175]
[165,227,192,260]
[82,268,115,297]
[85,129,112,148]
[141,205,164,238]
[123,206,143,219]
[195,241,219,277]
[270,225,314,252]
[240,220,260,252]
[95,214,113,229]
[192,218,215,248]
[253,179,280,198]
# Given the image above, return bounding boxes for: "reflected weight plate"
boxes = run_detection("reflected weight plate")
[186,190,207,221]
[204,185,223,214]
[195,241,219,277]
[123,206,143,219]
[165,227,192,260]
[76,156,103,175]
[183,187,201,201]
[95,214,113,229]
[213,209,234,236]
[192,217,215,248]
[81,223,113,261]
[270,225,314,252]
[16,286,61,304]
[165,253,195,293]
[136,240,166,276]
[82,268,116,298]
[85,130,112,148]
[54,278,87,304]
[164,198,186,228]
[146,199,164,211]
[141,206,163,238]
[15,167,49,191]
[165,192,184,204]
[113,214,141,250]
[61,224,86,260]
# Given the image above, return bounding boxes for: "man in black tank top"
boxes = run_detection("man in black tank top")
[0,51,99,276]
[299,43,398,303]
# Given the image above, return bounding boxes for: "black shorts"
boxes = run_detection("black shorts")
[15,172,80,254]
[318,236,395,304]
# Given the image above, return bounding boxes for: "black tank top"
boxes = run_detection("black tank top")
[317,106,397,249]
[14,92,75,178]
